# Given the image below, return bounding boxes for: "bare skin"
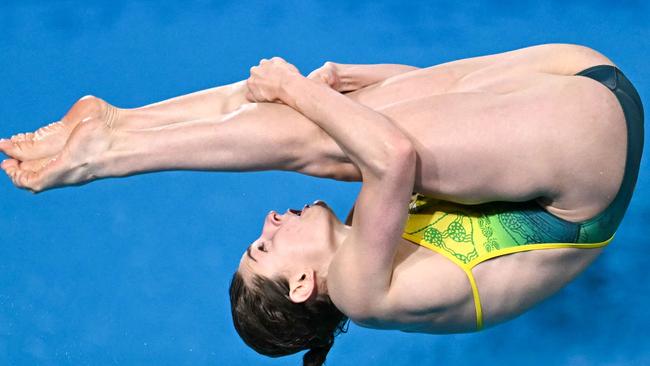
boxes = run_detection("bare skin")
[0,43,625,332]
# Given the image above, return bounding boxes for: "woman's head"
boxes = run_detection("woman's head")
[229,271,348,365]
[237,201,342,286]
[230,201,350,365]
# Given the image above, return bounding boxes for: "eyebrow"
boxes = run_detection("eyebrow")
[246,245,257,262]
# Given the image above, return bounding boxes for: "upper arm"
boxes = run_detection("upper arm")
[328,141,416,319]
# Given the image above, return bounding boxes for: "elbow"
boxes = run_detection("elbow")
[362,135,416,180]
[391,137,416,161]
[382,136,416,174]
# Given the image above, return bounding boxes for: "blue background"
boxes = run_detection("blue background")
[1,1,648,365]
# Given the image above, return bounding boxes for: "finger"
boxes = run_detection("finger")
[249,87,265,102]
[245,78,261,102]
[321,74,330,84]
[306,69,324,82]
[246,80,266,102]
[245,84,261,102]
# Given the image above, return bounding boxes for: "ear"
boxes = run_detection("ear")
[288,269,316,304]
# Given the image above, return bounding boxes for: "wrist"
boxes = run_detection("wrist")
[335,64,362,91]
[281,72,308,109]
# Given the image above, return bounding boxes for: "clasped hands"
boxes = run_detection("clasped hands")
[245,57,342,106]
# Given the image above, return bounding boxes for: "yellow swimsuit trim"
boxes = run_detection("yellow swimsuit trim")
[401,232,614,331]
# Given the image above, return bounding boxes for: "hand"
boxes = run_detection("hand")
[0,96,117,193]
[245,57,302,104]
[307,61,342,91]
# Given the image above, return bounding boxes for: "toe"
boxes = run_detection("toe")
[19,157,52,172]
[0,140,19,159]
[12,133,26,142]
[0,139,11,153]
[2,136,38,161]
[1,158,18,170]
[3,163,37,191]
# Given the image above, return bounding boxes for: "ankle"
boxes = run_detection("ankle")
[69,95,123,130]
[102,102,121,130]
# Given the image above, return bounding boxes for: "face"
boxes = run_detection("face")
[238,201,342,284]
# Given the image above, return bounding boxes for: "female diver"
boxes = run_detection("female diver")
[0,43,644,366]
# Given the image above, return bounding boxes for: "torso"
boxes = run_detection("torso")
[334,45,625,333]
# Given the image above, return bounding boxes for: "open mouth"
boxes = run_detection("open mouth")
[288,208,303,216]
[288,201,327,216]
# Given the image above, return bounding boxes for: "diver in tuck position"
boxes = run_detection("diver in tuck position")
[0,43,644,366]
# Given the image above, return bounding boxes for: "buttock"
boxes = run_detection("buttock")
[522,72,629,223]
[568,65,645,241]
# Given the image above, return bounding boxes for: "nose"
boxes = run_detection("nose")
[260,211,282,239]
[267,210,281,225]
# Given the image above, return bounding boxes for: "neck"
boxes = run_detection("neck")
[318,223,352,295]
[333,223,352,250]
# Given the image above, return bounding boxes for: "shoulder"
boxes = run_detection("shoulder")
[328,237,476,331]
[326,235,391,324]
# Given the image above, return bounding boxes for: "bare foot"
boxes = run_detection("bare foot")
[1,113,117,193]
[0,95,118,162]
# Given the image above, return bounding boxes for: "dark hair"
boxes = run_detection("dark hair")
[229,270,349,366]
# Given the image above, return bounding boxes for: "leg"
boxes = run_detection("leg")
[99,102,362,180]
[1,100,361,192]
[0,80,251,162]
[122,80,251,129]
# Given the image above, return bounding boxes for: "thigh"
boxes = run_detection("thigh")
[229,70,624,221]
[372,72,626,214]
[344,44,617,112]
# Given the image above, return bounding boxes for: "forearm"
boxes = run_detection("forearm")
[282,74,412,178]
[335,63,419,91]
[119,80,250,129]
